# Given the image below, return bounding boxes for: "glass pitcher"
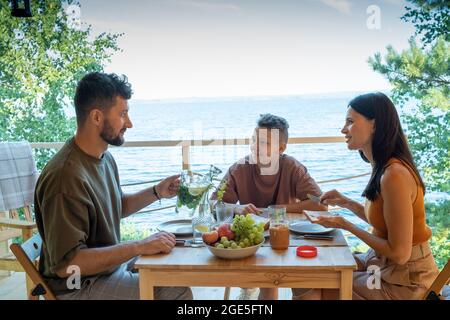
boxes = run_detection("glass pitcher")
[175,170,209,218]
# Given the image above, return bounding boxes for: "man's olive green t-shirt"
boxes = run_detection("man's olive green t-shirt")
[34,137,123,293]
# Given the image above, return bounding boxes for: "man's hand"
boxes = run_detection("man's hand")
[242,203,262,215]
[136,231,176,255]
[156,174,180,199]
[55,231,178,278]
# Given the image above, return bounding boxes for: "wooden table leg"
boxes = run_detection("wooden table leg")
[340,270,353,300]
[139,270,154,300]
[223,287,231,300]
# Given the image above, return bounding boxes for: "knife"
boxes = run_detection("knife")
[175,239,186,246]
[182,239,205,247]
[295,234,334,241]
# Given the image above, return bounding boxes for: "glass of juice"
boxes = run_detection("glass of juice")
[268,205,290,250]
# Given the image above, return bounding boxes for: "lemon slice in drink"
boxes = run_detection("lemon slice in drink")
[188,186,208,196]
[195,224,209,233]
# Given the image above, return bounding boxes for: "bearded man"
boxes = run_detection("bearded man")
[34,72,192,300]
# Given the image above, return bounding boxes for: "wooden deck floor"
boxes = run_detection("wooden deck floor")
[0,272,292,300]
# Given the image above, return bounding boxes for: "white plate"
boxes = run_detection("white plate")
[157,219,192,236]
[233,206,269,217]
[289,221,334,234]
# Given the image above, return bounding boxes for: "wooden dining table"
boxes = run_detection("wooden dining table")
[134,212,357,300]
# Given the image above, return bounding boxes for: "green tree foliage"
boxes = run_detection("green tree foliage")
[425,200,450,270]
[369,0,449,192]
[369,1,449,270]
[0,0,122,169]
[402,0,449,46]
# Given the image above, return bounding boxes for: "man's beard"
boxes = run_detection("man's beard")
[100,120,125,146]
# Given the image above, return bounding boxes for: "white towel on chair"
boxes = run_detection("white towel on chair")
[0,142,38,211]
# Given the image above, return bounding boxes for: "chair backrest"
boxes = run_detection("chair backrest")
[0,142,38,213]
[10,233,56,300]
[423,259,450,300]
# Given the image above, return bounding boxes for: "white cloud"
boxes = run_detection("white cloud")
[320,0,352,14]
[172,0,241,13]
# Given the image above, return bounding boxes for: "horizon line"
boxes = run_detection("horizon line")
[130,88,392,102]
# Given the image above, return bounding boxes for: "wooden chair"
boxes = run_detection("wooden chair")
[10,233,56,300]
[0,206,37,297]
[0,207,36,270]
[423,259,450,300]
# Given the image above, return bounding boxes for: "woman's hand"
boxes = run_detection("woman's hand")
[320,189,350,208]
[313,215,351,230]
[156,175,180,199]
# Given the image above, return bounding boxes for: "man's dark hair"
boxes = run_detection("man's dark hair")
[74,72,133,125]
[257,113,289,143]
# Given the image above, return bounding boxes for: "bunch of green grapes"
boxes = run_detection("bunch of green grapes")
[215,180,228,202]
[215,236,241,249]
[230,214,265,248]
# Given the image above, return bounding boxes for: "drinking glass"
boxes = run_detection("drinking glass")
[268,205,289,250]
[215,203,235,224]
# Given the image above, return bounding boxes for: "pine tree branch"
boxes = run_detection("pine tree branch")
[380,66,450,87]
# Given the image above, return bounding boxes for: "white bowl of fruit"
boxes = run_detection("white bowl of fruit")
[202,214,266,260]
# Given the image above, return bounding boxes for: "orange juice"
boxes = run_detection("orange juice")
[269,224,290,250]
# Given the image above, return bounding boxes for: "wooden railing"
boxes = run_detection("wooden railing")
[30,136,369,214]
[31,136,347,171]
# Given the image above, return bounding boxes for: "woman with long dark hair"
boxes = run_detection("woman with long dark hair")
[294,92,439,300]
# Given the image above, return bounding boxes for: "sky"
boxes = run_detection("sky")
[77,0,415,100]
